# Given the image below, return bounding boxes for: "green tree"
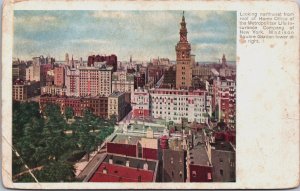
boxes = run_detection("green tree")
[65,107,74,121]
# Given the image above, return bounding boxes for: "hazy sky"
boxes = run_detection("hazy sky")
[13,10,236,62]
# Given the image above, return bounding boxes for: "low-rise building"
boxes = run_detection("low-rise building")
[162,138,186,182]
[39,95,108,118]
[84,153,159,182]
[211,141,235,182]
[107,133,159,160]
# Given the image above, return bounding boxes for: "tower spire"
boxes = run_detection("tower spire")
[182,11,185,22]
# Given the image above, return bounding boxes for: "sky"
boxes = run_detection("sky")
[13,10,236,62]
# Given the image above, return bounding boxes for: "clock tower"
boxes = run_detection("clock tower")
[175,11,192,89]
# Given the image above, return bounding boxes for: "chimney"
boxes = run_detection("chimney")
[143,162,148,171]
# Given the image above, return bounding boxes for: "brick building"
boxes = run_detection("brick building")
[87,54,117,72]
[84,154,159,182]
[54,66,65,87]
[107,133,159,160]
[162,66,176,88]
[39,95,108,118]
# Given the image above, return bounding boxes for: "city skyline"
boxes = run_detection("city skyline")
[14,10,236,62]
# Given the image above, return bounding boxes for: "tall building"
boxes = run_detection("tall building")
[65,64,113,97]
[54,66,65,87]
[149,89,212,124]
[108,91,126,121]
[131,87,150,118]
[175,12,192,89]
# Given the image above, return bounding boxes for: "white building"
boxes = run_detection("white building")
[131,87,150,118]
[65,64,113,97]
[149,89,212,124]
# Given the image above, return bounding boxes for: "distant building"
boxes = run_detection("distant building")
[40,63,53,86]
[13,80,40,101]
[134,73,146,89]
[108,91,126,121]
[219,77,236,125]
[162,66,176,88]
[131,87,150,118]
[54,66,65,87]
[87,54,117,72]
[112,71,134,93]
[12,59,26,82]
[84,154,159,182]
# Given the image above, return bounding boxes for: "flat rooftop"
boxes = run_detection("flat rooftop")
[211,141,235,152]
[189,144,211,167]
[127,124,165,134]
[109,91,124,97]
[111,134,141,145]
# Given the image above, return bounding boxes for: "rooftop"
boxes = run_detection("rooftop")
[88,154,158,182]
[211,141,235,152]
[189,144,211,167]
[111,134,141,145]
[109,91,125,97]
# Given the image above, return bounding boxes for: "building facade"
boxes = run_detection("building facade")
[149,89,212,124]
[13,80,40,101]
[211,142,235,182]
[65,64,113,97]
[131,87,150,118]
[39,95,108,118]
[54,66,65,87]
[108,92,126,121]
[112,71,134,93]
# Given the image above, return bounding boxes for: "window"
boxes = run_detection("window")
[171,157,173,164]
[192,171,197,177]
[219,158,223,163]
[207,172,212,180]
[220,169,224,176]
